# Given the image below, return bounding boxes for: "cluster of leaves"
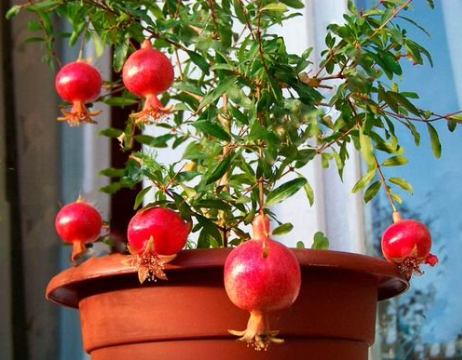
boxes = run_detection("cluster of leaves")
[9,0,461,248]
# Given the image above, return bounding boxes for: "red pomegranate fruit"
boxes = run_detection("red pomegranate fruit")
[224,214,301,351]
[55,199,103,262]
[381,212,438,278]
[127,207,190,283]
[55,60,102,126]
[122,40,174,124]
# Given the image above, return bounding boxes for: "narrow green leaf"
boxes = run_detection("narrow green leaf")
[312,231,329,250]
[104,97,139,107]
[100,182,122,194]
[206,155,232,184]
[382,156,408,167]
[272,223,294,236]
[193,120,231,141]
[296,241,305,249]
[303,179,314,206]
[364,181,381,203]
[100,168,124,177]
[200,76,238,108]
[262,3,288,12]
[427,123,441,158]
[391,193,403,205]
[447,120,457,132]
[26,0,57,12]
[187,51,210,75]
[352,169,376,193]
[389,178,413,195]
[359,125,375,165]
[387,91,421,116]
[6,5,22,19]
[114,35,130,72]
[280,0,305,9]
[266,178,307,207]
[91,31,105,58]
[99,128,123,138]
[134,186,152,210]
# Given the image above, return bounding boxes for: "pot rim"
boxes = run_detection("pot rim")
[46,248,409,308]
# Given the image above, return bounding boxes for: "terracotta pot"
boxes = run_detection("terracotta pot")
[46,249,408,360]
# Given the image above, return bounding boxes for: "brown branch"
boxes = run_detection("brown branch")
[374,155,398,213]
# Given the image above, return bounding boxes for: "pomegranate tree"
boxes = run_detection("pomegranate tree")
[224,214,301,350]
[55,61,102,126]
[55,199,103,262]
[13,0,457,354]
[127,207,190,283]
[122,40,174,124]
[381,212,438,278]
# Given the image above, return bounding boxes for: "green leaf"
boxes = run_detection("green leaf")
[296,241,305,249]
[187,51,210,75]
[387,91,421,116]
[266,178,307,207]
[391,193,403,205]
[382,156,408,167]
[359,125,375,165]
[364,181,381,203]
[389,178,413,195]
[280,0,305,9]
[262,3,289,12]
[311,231,329,250]
[206,154,232,184]
[194,199,230,211]
[114,35,130,72]
[447,119,457,132]
[427,123,441,158]
[99,128,123,138]
[352,169,376,193]
[26,0,57,12]
[6,5,22,19]
[100,182,122,195]
[100,168,124,177]
[200,76,238,108]
[91,31,105,58]
[104,97,139,107]
[303,179,314,206]
[134,186,152,210]
[272,223,294,236]
[193,120,231,141]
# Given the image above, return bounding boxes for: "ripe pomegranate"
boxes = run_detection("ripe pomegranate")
[381,212,438,278]
[224,214,301,351]
[127,207,190,283]
[55,199,103,262]
[122,39,174,124]
[55,60,102,126]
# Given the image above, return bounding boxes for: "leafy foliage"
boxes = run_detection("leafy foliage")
[10,0,460,248]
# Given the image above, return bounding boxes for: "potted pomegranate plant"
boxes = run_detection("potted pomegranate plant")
[9,0,456,358]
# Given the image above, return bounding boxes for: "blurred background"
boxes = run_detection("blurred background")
[0,0,461,359]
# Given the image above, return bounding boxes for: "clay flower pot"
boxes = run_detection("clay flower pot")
[46,249,408,360]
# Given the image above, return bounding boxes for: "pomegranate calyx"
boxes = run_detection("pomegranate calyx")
[57,102,101,127]
[127,237,168,283]
[425,253,439,267]
[398,256,424,280]
[228,312,283,351]
[71,240,87,263]
[129,95,173,125]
